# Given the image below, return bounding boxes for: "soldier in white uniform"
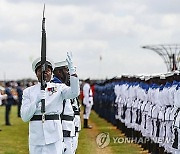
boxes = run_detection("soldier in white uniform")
[83,78,93,129]
[52,60,77,154]
[21,53,80,154]
[172,82,180,154]
[70,97,81,154]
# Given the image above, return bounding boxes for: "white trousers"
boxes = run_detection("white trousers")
[63,137,73,154]
[29,140,63,154]
[72,132,79,154]
[83,105,92,119]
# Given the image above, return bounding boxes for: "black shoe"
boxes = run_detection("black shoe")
[84,125,92,129]
[84,119,88,128]
[6,123,11,126]
[87,125,92,129]
[84,119,92,129]
[0,129,2,131]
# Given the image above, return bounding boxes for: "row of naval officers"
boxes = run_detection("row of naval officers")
[114,72,180,154]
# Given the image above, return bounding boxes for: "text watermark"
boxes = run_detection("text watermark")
[96,132,174,148]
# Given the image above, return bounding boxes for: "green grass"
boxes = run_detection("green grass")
[77,110,145,154]
[92,111,144,154]
[0,106,144,154]
[76,128,97,154]
[0,105,29,154]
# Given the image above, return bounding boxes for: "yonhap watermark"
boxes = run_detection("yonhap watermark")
[113,137,173,144]
[96,132,110,148]
[96,132,174,148]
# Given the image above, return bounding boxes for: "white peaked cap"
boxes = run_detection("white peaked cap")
[139,75,145,80]
[54,60,68,68]
[145,76,151,81]
[32,57,55,72]
[160,74,166,79]
[174,70,180,75]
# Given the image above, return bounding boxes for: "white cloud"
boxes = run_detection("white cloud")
[0,0,179,80]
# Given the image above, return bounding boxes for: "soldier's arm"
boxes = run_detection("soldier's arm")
[61,76,80,100]
[20,88,38,122]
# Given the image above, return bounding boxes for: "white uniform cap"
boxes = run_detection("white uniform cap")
[32,57,55,72]
[54,60,68,68]
[174,70,180,75]
[139,75,145,80]
[145,76,151,81]
[165,72,174,77]
[160,74,166,79]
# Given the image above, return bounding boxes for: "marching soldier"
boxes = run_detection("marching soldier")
[83,78,93,129]
[21,53,80,154]
[5,82,15,126]
[71,97,81,154]
[52,59,77,154]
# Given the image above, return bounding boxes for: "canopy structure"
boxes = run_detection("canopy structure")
[142,44,180,72]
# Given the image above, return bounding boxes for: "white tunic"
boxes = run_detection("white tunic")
[21,76,80,146]
[83,83,93,106]
[62,99,75,137]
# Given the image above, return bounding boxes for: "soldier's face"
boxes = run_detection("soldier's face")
[61,67,70,84]
[36,66,52,82]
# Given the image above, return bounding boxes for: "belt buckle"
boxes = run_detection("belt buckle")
[42,113,45,123]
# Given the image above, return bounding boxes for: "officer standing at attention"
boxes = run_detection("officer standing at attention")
[5,82,14,126]
[83,78,93,129]
[52,59,76,154]
[16,81,23,117]
[20,52,80,154]
[53,62,81,154]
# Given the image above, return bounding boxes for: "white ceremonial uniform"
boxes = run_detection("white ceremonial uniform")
[132,84,140,130]
[125,85,133,128]
[62,100,75,137]
[140,88,148,135]
[136,85,144,131]
[150,87,158,142]
[151,87,160,143]
[129,84,138,128]
[114,85,121,120]
[172,85,180,153]
[123,83,129,125]
[115,84,123,122]
[62,99,75,154]
[174,111,180,154]
[71,98,81,154]
[163,84,177,153]
[119,84,127,123]
[143,87,152,138]
[83,83,93,119]
[158,90,166,147]
[159,86,170,148]
[21,76,80,154]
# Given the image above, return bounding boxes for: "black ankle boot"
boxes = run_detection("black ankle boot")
[84,119,88,128]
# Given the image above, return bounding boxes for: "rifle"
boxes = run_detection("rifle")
[41,4,46,123]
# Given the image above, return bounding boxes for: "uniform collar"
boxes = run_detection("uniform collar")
[51,76,62,84]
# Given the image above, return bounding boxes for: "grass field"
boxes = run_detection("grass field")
[0,105,147,154]
[77,109,147,154]
[0,105,28,154]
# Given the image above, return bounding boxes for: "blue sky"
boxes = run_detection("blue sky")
[0,0,180,80]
